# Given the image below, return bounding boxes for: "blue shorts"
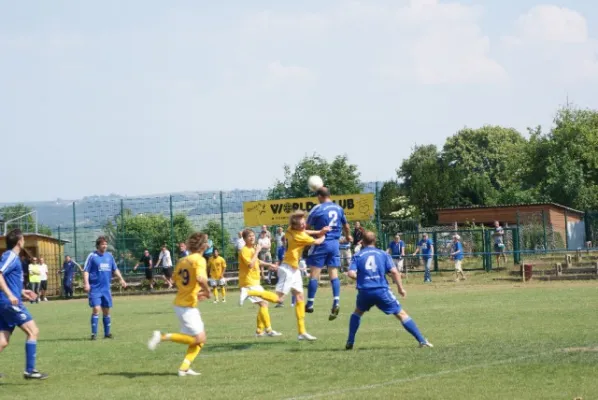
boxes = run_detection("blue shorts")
[88,291,113,308]
[306,240,340,268]
[356,288,402,315]
[0,303,34,333]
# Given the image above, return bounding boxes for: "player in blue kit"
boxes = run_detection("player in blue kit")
[0,229,48,380]
[83,236,127,340]
[59,255,82,299]
[305,187,352,320]
[345,231,433,350]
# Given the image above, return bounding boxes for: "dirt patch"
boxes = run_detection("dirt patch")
[562,347,598,353]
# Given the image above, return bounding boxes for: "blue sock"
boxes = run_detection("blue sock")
[103,316,111,337]
[331,278,340,308]
[347,313,361,344]
[291,295,296,306]
[401,317,425,344]
[25,340,37,373]
[91,315,99,335]
[306,279,318,308]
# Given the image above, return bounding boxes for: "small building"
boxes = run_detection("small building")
[0,233,70,296]
[437,203,585,249]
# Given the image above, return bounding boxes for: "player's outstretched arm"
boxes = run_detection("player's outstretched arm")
[0,273,19,305]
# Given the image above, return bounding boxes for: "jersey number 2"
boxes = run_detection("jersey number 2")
[179,268,190,285]
[365,256,377,271]
[328,210,338,227]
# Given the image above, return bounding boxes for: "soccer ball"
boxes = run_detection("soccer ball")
[308,175,324,192]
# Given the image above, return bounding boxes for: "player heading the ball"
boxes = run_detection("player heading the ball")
[345,231,433,350]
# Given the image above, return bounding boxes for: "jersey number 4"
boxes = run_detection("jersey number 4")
[365,256,377,271]
[178,268,190,285]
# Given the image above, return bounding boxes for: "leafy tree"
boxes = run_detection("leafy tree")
[378,180,403,218]
[0,204,53,236]
[201,220,234,258]
[268,154,362,199]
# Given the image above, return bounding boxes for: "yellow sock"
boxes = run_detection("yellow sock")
[256,309,265,333]
[259,306,272,331]
[295,301,306,335]
[161,333,195,345]
[221,287,226,300]
[179,343,202,371]
[213,288,219,301]
[247,290,279,303]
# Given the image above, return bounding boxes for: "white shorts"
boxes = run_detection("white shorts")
[209,278,226,287]
[454,260,463,272]
[244,285,266,304]
[276,264,304,295]
[174,306,204,336]
[393,258,404,272]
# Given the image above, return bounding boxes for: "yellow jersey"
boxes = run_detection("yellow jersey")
[208,256,226,280]
[173,253,207,308]
[238,246,261,287]
[283,228,315,269]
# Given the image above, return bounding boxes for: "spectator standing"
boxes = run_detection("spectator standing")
[258,230,273,284]
[28,257,41,304]
[235,231,245,258]
[339,235,352,271]
[352,222,365,248]
[157,245,174,289]
[450,235,466,281]
[179,242,190,259]
[133,249,154,291]
[203,235,214,264]
[261,225,272,239]
[59,255,82,298]
[38,258,49,302]
[386,234,406,273]
[413,233,434,283]
[20,254,30,289]
[493,221,506,267]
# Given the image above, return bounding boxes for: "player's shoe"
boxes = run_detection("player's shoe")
[222,299,226,303]
[275,303,284,308]
[329,305,340,321]
[419,341,434,348]
[239,287,249,306]
[104,334,114,339]
[178,369,201,377]
[298,333,317,341]
[266,330,282,337]
[24,370,49,380]
[345,343,354,350]
[148,330,161,350]
[213,300,219,304]
[255,332,266,338]
[305,305,314,313]
[90,334,97,341]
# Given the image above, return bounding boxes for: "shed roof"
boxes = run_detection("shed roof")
[437,203,584,216]
[0,233,71,244]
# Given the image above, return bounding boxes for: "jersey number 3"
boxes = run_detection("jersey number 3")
[365,256,377,271]
[328,210,338,227]
[178,268,190,285]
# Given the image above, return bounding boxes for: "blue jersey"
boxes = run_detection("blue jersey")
[418,239,433,260]
[388,240,405,258]
[453,241,464,260]
[204,240,214,257]
[277,246,285,262]
[84,251,118,291]
[349,247,394,291]
[0,250,23,305]
[179,250,190,259]
[62,261,78,280]
[307,202,347,241]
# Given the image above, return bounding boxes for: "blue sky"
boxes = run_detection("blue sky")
[1,0,597,203]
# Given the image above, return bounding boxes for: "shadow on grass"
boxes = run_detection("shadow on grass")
[99,372,174,379]
[206,340,292,353]
[286,346,384,353]
[39,338,92,342]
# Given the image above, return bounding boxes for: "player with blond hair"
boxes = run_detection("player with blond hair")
[240,211,330,341]
[238,229,281,337]
[147,232,211,376]
[208,249,227,303]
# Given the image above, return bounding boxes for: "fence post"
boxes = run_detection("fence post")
[120,199,126,273]
[72,202,77,262]
[432,231,438,272]
[542,210,548,253]
[169,195,175,257]
[375,182,381,239]
[220,191,225,258]
[565,209,569,250]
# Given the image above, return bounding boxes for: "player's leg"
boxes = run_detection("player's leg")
[345,308,365,350]
[256,301,280,337]
[101,293,113,338]
[394,307,432,347]
[0,316,13,378]
[89,293,101,339]
[327,244,342,319]
[19,319,48,379]
[424,258,432,282]
[306,244,325,312]
[290,269,315,341]
[219,280,226,302]
[210,280,219,303]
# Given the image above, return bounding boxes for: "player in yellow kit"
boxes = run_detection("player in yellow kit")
[240,210,329,341]
[238,229,282,337]
[208,249,227,303]
[147,233,210,376]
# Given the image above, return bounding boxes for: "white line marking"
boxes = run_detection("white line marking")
[282,349,563,400]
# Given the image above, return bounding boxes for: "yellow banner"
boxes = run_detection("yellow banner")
[243,193,375,226]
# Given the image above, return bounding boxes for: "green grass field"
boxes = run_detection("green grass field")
[1,274,597,400]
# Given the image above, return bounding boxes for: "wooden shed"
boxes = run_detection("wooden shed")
[0,233,70,296]
[437,203,585,249]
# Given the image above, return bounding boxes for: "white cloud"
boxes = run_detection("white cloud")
[501,5,598,83]
[267,61,312,80]
[241,0,507,85]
